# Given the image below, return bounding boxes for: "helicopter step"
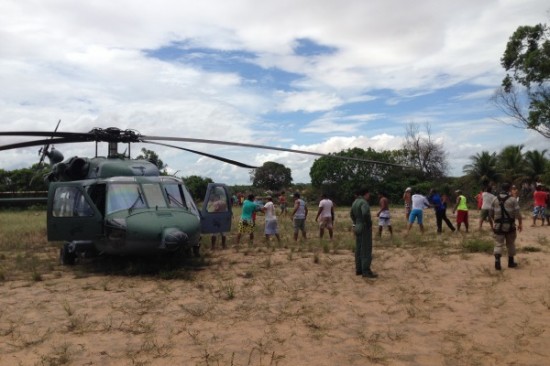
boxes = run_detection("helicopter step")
[59,241,96,265]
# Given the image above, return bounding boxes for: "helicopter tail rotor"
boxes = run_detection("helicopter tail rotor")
[38,120,62,166]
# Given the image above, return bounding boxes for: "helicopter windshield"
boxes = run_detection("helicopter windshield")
[107,184,147,214]
[142,183,167,208]
[164,184,185,208]
[106,182,195,214]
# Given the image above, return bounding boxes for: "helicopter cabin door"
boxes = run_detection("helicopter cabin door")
[200,183,232,234]
[47,182,103,241]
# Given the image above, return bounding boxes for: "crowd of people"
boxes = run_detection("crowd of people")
[211,182,550,279]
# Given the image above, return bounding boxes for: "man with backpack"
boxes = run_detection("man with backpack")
[490,182,523,270]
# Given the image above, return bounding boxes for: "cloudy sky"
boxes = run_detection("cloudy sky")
[1,0,548,185]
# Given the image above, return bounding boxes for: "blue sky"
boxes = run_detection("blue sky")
[0,0,548,184]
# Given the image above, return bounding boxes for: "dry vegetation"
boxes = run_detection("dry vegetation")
[0,207,549,365]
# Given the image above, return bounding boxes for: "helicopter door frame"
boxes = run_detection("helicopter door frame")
[200,183,232,235]
[47,182,103,241]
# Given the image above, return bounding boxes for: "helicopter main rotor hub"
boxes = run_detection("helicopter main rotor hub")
[89,128,142,144]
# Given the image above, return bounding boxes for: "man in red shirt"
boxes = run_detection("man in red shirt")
[532,185,548,226]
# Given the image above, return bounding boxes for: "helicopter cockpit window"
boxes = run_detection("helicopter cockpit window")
[52,186,94,217]
[107,184,146,214]
[142,183,167,208]
[164,184,185,208]
[181,184,199,216]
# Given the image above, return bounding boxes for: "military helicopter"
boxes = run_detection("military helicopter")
[0,125,404,265]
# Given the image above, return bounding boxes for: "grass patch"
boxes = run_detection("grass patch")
[462,238,494,253]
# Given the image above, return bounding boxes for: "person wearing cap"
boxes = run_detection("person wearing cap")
[403,187,412,221]
[452,189,469,232]
[291,192,308,241]
[490,182,522,270]
[262,196,281,244]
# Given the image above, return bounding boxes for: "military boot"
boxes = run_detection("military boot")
[494,254,502,270]
[508,256,518,268]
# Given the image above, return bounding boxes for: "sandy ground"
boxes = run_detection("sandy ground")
[1,208,549,366]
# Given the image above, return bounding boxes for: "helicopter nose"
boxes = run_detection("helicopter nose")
[161,228,189,250]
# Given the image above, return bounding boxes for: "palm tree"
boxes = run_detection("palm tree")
[497,145,525,184]
[463,151,500,185]
[524,149,548,182]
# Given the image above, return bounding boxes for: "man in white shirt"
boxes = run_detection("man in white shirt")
[291,192,308,241]
[315,193,334,240]
[262,196,280,244]
[406,189,432,234]
[479,186,496,230]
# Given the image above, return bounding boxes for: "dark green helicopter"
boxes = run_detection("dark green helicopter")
[0,125,404,265]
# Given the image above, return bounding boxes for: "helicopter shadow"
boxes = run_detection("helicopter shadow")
[70,252,211,280]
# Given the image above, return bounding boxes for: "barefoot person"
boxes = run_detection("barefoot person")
[403,187,412,221]
[315,193,334,240]
[376,191,392,237]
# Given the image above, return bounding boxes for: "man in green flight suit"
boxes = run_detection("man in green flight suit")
[350,187,377,278]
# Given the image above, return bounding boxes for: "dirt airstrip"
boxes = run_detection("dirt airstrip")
[1,208,549,365]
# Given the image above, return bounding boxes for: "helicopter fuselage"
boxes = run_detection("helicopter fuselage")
[46,157,232,260]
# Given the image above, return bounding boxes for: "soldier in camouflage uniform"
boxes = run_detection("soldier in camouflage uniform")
[490,182,523,270]
[350,187,377,278]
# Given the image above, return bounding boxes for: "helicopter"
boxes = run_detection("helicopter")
[0,125,405,265]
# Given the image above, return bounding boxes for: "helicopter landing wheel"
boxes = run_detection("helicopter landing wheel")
[60,242,77,265]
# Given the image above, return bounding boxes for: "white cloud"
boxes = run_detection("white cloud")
[1,0,548,185]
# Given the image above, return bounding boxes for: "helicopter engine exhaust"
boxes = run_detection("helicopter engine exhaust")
[161,228,189,250]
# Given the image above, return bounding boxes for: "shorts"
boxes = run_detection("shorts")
[456,210,468,224]
[480,209,491,221]
[265,219,278,235]
[533,206,546,218]
[318,217,333,229]
[409,209,423,224]
[378,210,391,226]
[293,218,306,233]
[238,219,255,234]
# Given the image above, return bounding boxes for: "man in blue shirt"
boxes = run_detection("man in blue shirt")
[429,188,456,234]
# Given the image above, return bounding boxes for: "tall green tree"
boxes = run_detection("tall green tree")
[497,145,526,183]
[183,175,213,200]
[524,149,548,182]
[462,151,500,186]
[250,161,292,191]
[494,23,550,138]
[136,148,167,174]
[309,148,401,204]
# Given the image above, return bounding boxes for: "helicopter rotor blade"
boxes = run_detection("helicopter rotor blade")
[141,135,407,167]
[144,141,259,169]
[0,137,89,152]
[0,127,408,168]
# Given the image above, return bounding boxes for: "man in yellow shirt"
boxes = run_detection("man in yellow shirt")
[452,189,469,232]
